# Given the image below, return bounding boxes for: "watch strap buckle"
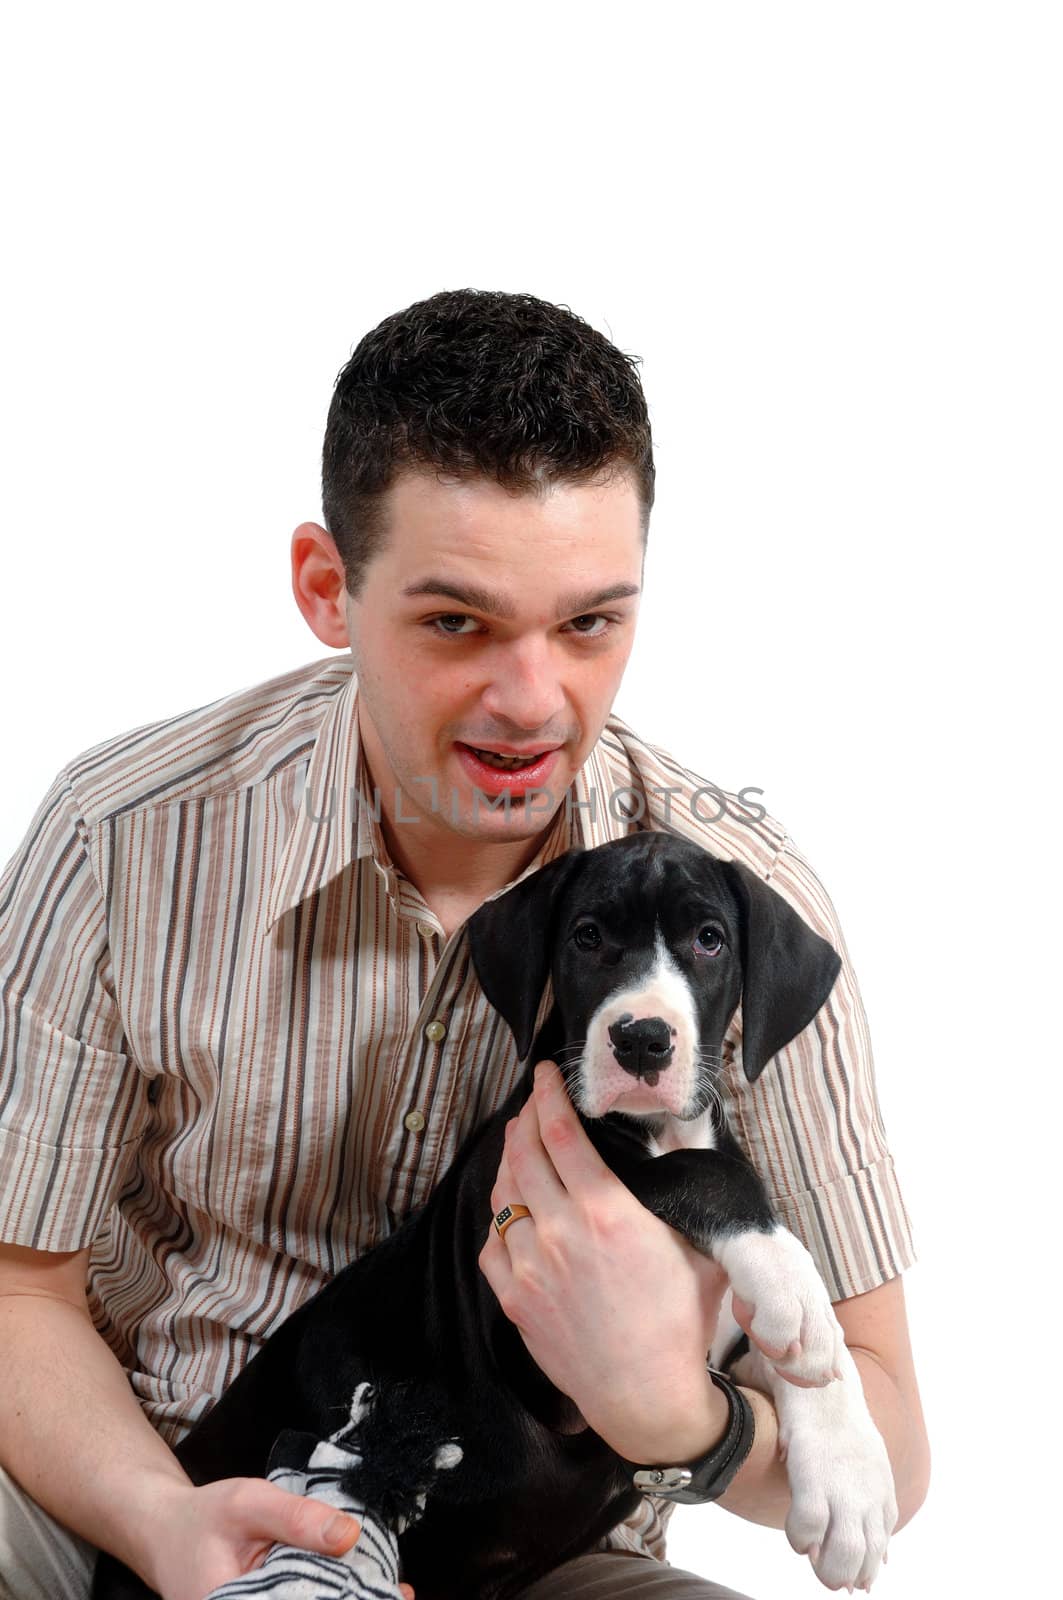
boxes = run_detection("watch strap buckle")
[632,1465,694,1493]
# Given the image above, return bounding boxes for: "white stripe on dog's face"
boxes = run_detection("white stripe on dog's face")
[573,929,703,1120]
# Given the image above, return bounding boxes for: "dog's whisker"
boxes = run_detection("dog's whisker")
[552,1041,586,1060]
[556,1060,584,1094]
[554,1050,582,1069]
[553,1056,583,1075]
[552,1047,587,1075]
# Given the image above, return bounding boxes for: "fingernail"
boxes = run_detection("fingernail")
[323,1511,359,1545]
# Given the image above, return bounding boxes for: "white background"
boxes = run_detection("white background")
[1,3,1059,1595]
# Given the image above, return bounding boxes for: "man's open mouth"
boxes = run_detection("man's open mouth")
[456,743,557,771]
[452,743,564,797]
[462,746,543,770]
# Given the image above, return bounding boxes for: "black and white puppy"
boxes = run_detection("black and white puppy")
[92,832,896,1600]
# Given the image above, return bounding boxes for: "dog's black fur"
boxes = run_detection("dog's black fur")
[92,832,840,1600]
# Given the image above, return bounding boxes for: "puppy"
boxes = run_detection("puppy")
[92,833,896,1600]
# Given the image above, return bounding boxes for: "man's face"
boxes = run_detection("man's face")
[345,467,645,846]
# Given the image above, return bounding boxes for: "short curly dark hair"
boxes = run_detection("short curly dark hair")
[321,288,656,597]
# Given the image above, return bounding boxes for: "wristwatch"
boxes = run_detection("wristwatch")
[618,1365,755,1505]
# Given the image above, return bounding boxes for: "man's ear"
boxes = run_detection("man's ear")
[719,859,842,1083]
[466,848,587,1062]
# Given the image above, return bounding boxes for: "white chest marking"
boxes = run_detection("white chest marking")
[644,1103,717,1155]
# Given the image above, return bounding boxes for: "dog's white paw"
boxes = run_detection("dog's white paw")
[783,1403,898,1591]
[715,1228,844,1386]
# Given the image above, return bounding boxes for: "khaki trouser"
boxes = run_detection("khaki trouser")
[0,1460,754,1599]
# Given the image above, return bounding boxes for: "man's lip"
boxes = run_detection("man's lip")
[456,741,564,757]
[453,743,563,794]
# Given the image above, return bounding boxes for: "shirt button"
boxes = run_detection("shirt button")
[424,1019,447,1043]
[404,1109,426,1133]
[416,920,437,939]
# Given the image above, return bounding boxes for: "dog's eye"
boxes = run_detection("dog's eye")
[695,925,724,956]
[573,922,602,951]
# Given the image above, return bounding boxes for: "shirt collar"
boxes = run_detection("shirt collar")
[266,659,630,930]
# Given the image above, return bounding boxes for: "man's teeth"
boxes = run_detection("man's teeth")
[470,747,543,770]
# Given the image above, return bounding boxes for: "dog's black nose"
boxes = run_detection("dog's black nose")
[607,1014,676,1085]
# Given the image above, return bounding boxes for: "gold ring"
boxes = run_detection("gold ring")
[493,1203,532,1241]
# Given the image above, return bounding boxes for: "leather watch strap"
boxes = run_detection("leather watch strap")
[618,1365,756,1505]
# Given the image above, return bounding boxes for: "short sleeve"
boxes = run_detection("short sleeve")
[0,768,149,1250]
[723,837,918,1301]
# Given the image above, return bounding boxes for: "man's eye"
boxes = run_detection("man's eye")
[431,615,479,636]
[430,614,614,639]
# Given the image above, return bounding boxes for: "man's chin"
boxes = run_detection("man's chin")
[447,793,564,842]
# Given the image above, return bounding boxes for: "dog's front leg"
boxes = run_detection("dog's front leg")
[622,1147,896,1589]
[618,1143,844,1388]
[730,1338,897,1591]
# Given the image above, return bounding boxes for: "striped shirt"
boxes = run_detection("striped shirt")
[0,653,915,1562]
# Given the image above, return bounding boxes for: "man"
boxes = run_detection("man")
[0,289,929,1600]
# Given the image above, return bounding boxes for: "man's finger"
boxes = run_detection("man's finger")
[731,1293,755,1336]
[478,1212,516,1304]
[730,1294,835,1384]
[489,1133,529,1218]
[487,1140,535,1266]
[501,1082,568,1215]
[256,1482,361,1554]
[729,1292,790,1356]
[528,1060,614,1197]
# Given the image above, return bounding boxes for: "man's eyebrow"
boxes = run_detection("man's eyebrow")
[400,578,641,620]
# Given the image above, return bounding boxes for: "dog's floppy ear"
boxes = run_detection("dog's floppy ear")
[466,847,587,1062]
[719,859,842,1083]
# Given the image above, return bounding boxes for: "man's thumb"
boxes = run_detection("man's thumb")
[317,1507,361,1553]
[263,1482,361,1554]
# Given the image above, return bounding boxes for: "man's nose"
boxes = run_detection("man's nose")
[479,638,567,731]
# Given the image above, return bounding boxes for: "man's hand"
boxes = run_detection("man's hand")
[478,1060,730,1464]
[142,1477,415,1600]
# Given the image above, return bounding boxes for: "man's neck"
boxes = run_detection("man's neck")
[379,805,561,912]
